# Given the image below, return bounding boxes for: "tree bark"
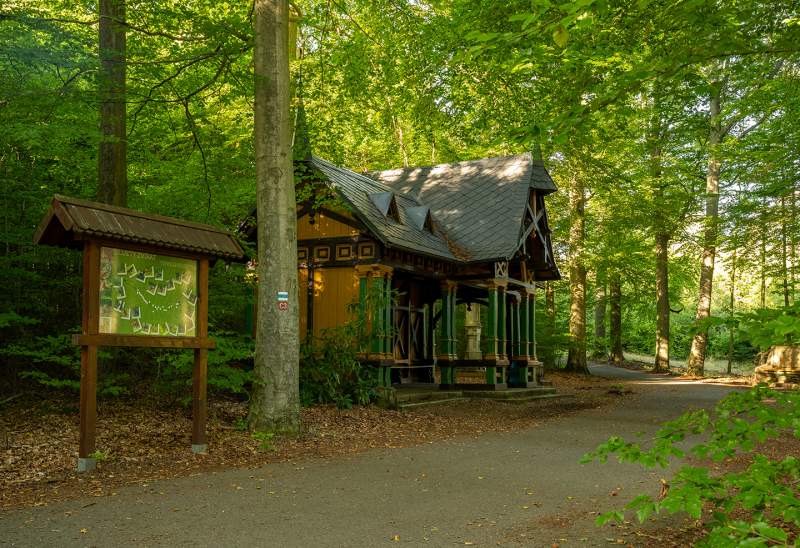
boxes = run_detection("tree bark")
[792,185,797,304]
[687,82,723,377]
[727,248,736,375]
[649,100,670,373]
[782,195,790,307]
[249,0,300,433]
[654,231,671,372]
[609,273,623,365]
[97,0,127,206]
[760,210,767,308]
[565,170,588,373]
[592,271,606,359]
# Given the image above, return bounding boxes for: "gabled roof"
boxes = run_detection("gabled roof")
[35,195,246,261]
[373,153,557,263]
[310,156,457,260]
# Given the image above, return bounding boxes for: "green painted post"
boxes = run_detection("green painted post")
[356,270,369,354]
[511,298,522,358]
[520,293,530,359]
[371,275,384,356]
[484,286,498,358]
[450,284,458,357]
[497,287,506,360]
[384,274,393,358]
[530,291,537,361]
[438,295,448,356]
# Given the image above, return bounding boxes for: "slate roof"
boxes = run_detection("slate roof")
[310,156,457,260]
[373,153,556,263]
[35,195,246,261]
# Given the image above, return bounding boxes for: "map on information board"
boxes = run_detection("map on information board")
[99,247,198,336]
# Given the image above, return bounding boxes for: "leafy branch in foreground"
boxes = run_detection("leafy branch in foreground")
[582,386,800,545]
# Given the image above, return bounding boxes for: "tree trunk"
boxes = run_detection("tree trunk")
[654,231,671,372]
[565,171,588,373]
[609,273,623,365]
[97,0,127,206]
[249,0,300,434]
[782,195,790,307]
[760,211,767,308]
[727,248,736,375]
[792,185,797,304]
[592,271,606,359]
[649,101,670,373]
[542,281,556,369]
[687,82,723,377]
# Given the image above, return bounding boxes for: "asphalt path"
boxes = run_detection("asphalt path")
[0,364,735,547]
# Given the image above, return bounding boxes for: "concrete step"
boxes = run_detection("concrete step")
[462,387,557,400]
[491,393,575,404]
[397,398,466,409]
[394,390,463,404]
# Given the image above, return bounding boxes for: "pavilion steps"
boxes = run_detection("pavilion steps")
[390,386,565,409]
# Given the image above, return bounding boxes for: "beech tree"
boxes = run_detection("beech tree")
[97,0,127,206]
[249,0,300,433]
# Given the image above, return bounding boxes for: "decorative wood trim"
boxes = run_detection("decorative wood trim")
[335,244,353,259]
[359,243,376,259]
[314,246,330,262]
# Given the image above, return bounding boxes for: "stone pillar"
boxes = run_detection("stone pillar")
[464,304,482,359]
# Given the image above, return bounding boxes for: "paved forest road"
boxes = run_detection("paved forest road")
[1,365,734,547]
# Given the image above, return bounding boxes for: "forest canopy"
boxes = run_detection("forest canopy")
[1,0,799,396]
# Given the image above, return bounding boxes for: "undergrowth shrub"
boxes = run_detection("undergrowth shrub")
[583,385,800,546]
[299,324,376,409]
[154,331,254,405]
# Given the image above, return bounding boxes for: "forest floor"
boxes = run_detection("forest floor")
[0,364,761,547]
[1,370,626,511]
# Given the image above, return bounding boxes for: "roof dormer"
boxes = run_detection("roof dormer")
[405,205,434,233]
[368,191,400,222]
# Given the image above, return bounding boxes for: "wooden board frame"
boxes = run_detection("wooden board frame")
[75,239,213,471]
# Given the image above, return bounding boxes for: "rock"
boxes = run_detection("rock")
[754,346,800,385]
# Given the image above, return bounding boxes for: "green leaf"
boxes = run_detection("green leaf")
[552,25,569,48]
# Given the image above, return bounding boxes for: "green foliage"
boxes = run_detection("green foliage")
[89,450,108,461]
[583,386,800,544]
[299,325,376,409]
[697,304,800,352]
[251,431,275,451]
[298,284,389,409]
[0,312,39,329]
[738,304,800,351]
[154,331,254,404]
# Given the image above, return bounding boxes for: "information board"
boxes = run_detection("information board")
[99,247,198,336]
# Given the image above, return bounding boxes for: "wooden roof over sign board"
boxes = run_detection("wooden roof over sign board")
[34,195,246,262]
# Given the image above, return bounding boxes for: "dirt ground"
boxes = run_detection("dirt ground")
[1,371,624,511]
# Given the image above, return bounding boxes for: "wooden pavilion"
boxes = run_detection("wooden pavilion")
[243,152,560,390]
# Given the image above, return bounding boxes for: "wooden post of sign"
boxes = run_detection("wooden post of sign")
[192,258,209,453]
[78,241,100,472]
